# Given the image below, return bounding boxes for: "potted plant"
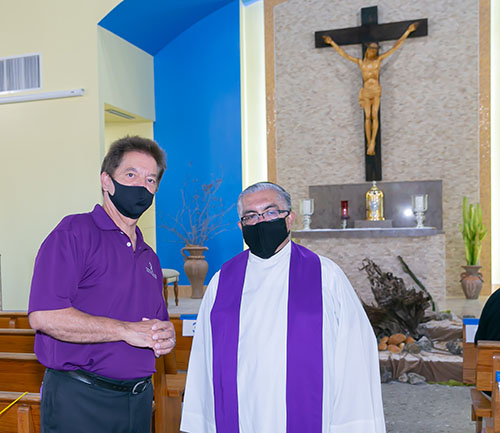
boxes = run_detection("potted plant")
[459,197,487,299]
[161,177,234,298]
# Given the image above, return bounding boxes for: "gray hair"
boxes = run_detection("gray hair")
[237,182,292,217]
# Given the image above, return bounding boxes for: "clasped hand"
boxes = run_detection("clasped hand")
[125,318,176,357]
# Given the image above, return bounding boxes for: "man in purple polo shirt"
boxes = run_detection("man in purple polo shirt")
[181,182,385,433]
[28,136,175,433]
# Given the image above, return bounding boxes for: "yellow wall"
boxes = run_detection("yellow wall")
[492,0,499,287]
[240,0,267,189]
[0,0,120,310]
[99,27,156,121]
[99,27,156,249]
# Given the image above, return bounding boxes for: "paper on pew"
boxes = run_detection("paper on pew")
[463,318,480,343]
[180,314,197,337]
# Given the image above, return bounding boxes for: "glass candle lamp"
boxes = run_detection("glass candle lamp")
[300,199,314,230]
[411,194,428,228]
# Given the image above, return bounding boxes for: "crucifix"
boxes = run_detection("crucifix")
[315,6,428,181]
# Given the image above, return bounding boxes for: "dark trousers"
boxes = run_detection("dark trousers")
[41,369,154,433]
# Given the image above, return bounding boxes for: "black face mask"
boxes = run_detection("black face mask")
[242,218,290,259]
[109,177,154,219]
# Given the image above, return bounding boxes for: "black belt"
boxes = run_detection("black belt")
[60,369,151,395]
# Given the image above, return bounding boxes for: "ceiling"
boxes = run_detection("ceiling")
[99,0,236,55]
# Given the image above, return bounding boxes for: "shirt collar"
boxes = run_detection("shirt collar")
[91,204,118,231]
[91,204,148,251]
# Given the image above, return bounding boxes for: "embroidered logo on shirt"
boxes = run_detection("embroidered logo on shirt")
[146,262,157,279]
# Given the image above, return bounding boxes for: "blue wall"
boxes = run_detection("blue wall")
[154,1,243,285]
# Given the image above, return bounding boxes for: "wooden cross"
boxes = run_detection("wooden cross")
[315,6,428,181]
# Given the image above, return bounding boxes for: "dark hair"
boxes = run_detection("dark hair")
[101,135,167,184]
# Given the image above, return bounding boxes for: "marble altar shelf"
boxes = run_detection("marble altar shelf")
[293,227,444,239]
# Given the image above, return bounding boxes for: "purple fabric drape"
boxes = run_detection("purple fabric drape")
[211,242,323,432]
[211,249,249,433]
[286,243,323,433]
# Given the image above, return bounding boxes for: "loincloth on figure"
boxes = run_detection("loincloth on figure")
[358,85,382,106]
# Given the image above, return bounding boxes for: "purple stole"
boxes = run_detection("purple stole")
[210,242,323,432]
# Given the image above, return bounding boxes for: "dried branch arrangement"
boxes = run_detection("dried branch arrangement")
[161,177,235,246]
[360,258,431,338]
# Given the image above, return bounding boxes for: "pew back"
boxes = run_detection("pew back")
[476,341,500,392]
[0,329,35,353]
[0,353,45,393]
[0,392,41,433]
[169,317,193,371]
[463,322,477,384]
[470,342,500,433]
[0,313,30,329]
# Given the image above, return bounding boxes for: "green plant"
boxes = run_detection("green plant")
[459,197,487,266]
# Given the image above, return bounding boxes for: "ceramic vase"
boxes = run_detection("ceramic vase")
[460,265,483,300]
[181,245,209,299]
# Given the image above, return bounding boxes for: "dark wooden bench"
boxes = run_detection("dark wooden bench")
[470,341,500,432]
[0,391,41,433]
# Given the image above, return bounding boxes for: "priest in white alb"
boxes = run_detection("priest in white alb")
[181,182,386,433]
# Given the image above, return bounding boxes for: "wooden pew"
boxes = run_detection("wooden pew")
[169,316,193,371]
[471,341,500,433]
[0,392,41,433]
[0,325,40,432]
[463,320,478,384]
[0,312,196,370]
[153,351,187,433]
[0,312,191,432]
[0,350,187,433]
[0,353,44,394]
[0,313,30,329]
[0,329,35,353]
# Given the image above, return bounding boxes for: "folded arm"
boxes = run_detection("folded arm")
[29,307,175,356]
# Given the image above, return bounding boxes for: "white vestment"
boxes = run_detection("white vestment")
[181,242,386,433]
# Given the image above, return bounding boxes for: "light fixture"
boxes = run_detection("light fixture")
[0,88,84,104]
[105,109,135,120]
[403,208,414,217]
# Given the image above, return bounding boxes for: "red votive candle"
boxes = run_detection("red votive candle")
[341,200,349,219]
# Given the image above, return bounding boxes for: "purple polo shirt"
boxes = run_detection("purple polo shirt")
[28,204,168,380]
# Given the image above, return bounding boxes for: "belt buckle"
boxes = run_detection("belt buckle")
[131,380,148,395]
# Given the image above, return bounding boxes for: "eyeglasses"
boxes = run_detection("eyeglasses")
[240,209,290,226]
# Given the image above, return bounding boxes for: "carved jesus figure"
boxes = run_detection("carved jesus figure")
[323,22,418,156]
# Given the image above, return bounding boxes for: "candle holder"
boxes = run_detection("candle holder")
[300,199,314,230]
[411,194,428,228]
[340,200,350,229]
